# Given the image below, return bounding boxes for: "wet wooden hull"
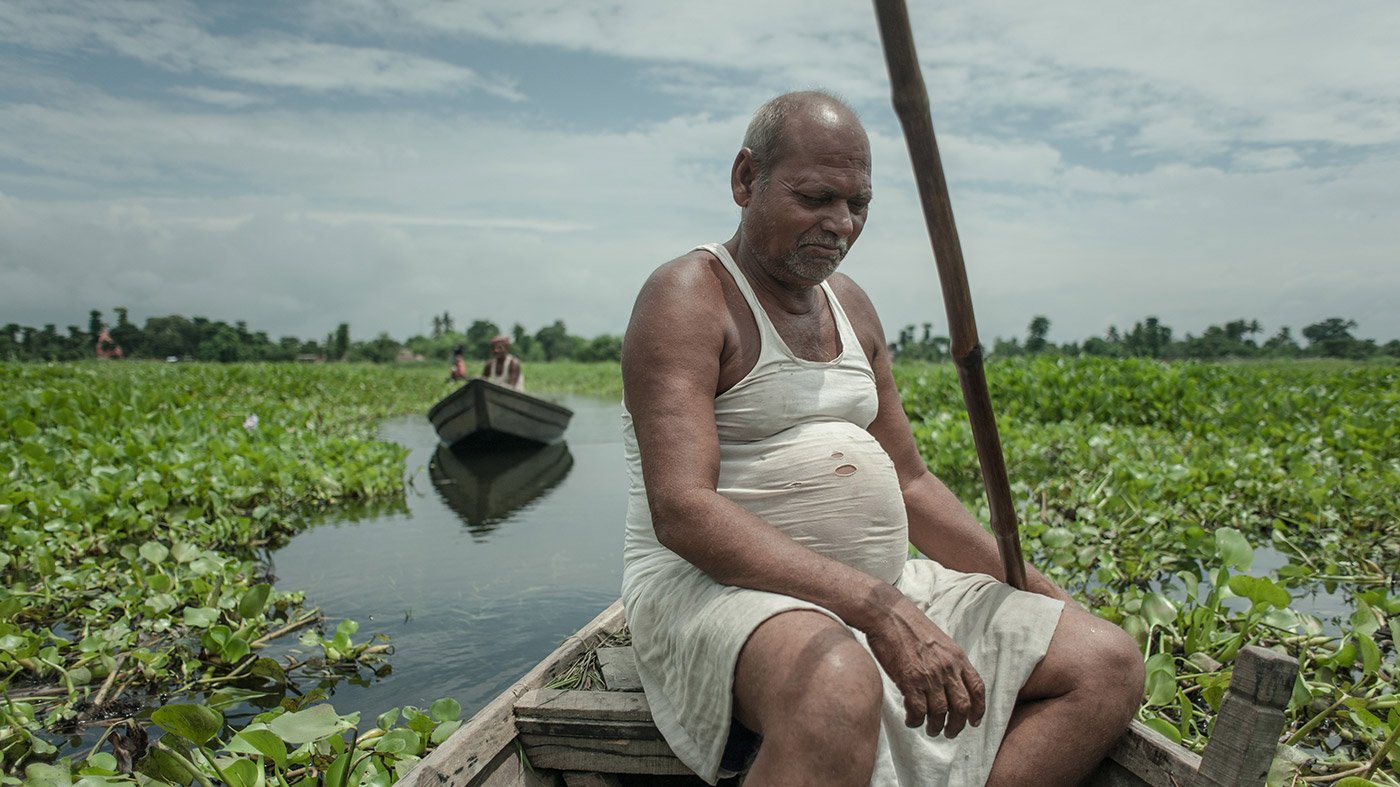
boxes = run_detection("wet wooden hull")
[428,379,573,450]
[399,602,1294,787]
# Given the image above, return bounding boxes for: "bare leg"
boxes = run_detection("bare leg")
[988,605,1145,786]
[731,610,883,787]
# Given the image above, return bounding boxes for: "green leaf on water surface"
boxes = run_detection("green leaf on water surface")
[374,728,422,756]
[1140,592,1178,628]
[152,703,224,745]
[323,751,352,787]
[237,583,272,619]
[1350,604,1381,636]
[171,542,201,563]
[222,635,251,663]
[1332,778,1381,787]
[1226,575,1291,610]
[226,728,289,770]
[1356,634,1381,676]
[430,719,462,745]
[22,763,72,787]
[11,418,37,438]
[1214,528,1253,571]
[248,657,287,685]
[138,541,169,565]
[183,606,219,627]
[1141,716,1182,744]
[1041,527,1074,548]
[81,753,118,776]
[221,757,263,787]
[1121,614,1148,649]
[429,697,462,722]
[377,707,401,731]
[265,704,356,744]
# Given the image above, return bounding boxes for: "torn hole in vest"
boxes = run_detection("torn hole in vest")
[834,464,857,477]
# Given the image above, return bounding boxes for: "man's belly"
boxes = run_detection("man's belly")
[718,420,909,584]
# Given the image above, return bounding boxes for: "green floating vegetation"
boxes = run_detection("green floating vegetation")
[897,357,1398,783]
[2,358,1397,784]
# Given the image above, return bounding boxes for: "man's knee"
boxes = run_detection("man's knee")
[1057,608,1145,720]
[735,612,883,740]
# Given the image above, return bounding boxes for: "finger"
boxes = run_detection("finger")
[963,664,986,728]
[903,684,927,729]
[923,687,948,736]
[939,680,970,739]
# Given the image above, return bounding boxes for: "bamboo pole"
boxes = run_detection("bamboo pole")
[872,0,1028,590]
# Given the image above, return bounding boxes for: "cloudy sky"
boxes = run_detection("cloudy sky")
[2,0,1397,347]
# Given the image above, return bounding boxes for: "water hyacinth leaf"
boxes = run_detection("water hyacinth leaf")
[430,719,462,745]
[222,636,251,663]
[429,698,462,723]
[1332,778,1382,787]
[237,583,272,620]
[138,542,169,565]
[1214,528,1253,571]
[22,763,73,787]
[171,543,201,563]
[226,728,288,769]
[374,728,422,756]
[83,753,119,775]
[1140,592,1178,629]
[152,703,224,745]
[1356,635,1381,676]
[1350,604,1381,636]
[1142,716,1182,744]
[265,704,355,744]
[323,751,352,787]
[221,757,263,787]
[377,707,401,731]
[11,417,37,438]
[208,687,275,711]
[249,657,287,685]
[183,606,219,628]
[1226,575,1291,610]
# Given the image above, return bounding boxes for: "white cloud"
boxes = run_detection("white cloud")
[1,0,1397,348]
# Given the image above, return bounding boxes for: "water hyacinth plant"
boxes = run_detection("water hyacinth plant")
[2,357,1396,784]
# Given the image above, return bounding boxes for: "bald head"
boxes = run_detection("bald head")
[742,91,867,187]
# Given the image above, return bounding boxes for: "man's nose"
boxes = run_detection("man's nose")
[821,203,855,236]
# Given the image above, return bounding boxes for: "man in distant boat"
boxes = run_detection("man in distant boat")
[482,335,523,391]
[449,345,468,381]
[619,90,1143,786]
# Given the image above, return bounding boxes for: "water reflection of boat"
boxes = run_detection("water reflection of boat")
[427,379,573,450]
[429,441,574,536]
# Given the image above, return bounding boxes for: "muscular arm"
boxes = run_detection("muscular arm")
[832,277,1073,604]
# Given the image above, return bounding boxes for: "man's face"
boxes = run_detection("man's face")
[490,341,508,357]
[739,110,872,286]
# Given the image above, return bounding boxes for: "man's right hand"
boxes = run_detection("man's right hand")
[862,593,986,738]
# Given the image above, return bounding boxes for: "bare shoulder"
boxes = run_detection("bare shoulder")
[626,250,729,340]
[827,272,887,359]
[622,250,731,401]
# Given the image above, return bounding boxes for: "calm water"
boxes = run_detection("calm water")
[265,393,626,722]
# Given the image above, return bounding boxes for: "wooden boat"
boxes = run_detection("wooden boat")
[399,601,1297,787]
[429,442,574,536]
[429,379,573,450]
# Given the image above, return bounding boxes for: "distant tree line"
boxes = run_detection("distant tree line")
[5,308,1397,365]
[0,309,624,364]
[892,316,1400,361]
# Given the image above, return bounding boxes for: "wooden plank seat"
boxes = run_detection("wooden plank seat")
[513,645,1298,787]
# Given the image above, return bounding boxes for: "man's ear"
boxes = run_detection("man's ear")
[731,148,758,207]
